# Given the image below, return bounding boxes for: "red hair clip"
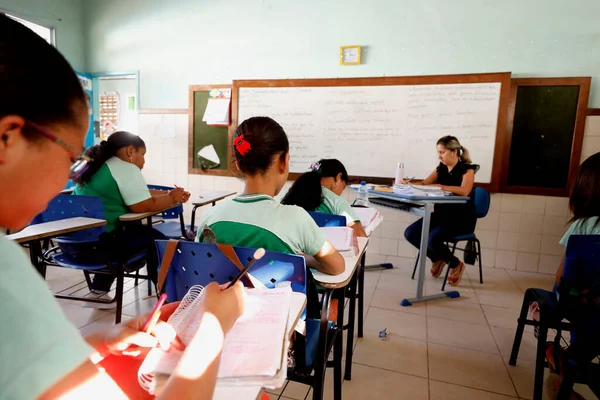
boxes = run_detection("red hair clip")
[233,135,251,156]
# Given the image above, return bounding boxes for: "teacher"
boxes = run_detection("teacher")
[403,135,479,286]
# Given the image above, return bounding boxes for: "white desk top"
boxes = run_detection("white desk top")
[213,291,306,399]
[192,191,237,207]
[311,237,369,289]
[119,203,181,222]
[6,217,106,243]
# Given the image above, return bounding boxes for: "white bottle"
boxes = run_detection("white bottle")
[356,181,370,206]
[394,163,405,186]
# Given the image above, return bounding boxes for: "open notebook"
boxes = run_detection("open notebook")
[393,184,451,197]
[320,226,359,256]
[352,207,384,236]
[138,286,292,395]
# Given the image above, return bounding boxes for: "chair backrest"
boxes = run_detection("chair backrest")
[33,194,106,242]
[562,235,600,287]
[473,187,491,219]
[147,184,184,219]
[155,240,308,303]
[308,211,346,227]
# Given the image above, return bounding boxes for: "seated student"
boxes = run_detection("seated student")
[195,116,344,276]
[281,158,367,238]
[0,14,244,400]
[72,131,191,303]
[403,135,479,286]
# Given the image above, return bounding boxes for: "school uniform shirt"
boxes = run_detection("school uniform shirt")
[316,186,361,224]
[0,233,93,399]
[195,193,327,256]
[435,161,480,225]
[559,216,600,246]
[74,157,152,232]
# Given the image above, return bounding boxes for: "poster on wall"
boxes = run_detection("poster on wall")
[76,72,95,149]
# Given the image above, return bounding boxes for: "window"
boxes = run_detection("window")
[4,12,54,45]
[99,92,120,138]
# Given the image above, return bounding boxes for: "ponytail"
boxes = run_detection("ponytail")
[281,171,323,211]
[459,146,472,164]
[73,131,145,185]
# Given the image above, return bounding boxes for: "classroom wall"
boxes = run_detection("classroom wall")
[0,0,86,70]
[84,0,600,108]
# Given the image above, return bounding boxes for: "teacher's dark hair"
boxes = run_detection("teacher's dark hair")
[233,116,289,175]
[0,14,87,140]
[282,159,349,211]
[74,131,145,184]
[569,152,600,227]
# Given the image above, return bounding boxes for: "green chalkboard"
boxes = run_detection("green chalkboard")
[191,90,230,172]
[506,85,580,189]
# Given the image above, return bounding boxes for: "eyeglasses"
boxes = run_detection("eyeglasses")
[26,121,91,180]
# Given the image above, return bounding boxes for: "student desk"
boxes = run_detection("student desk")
[214,292,306,400]
[7,217,107,277]
[119,203,182,224]
[367,189,469,306]
[190,191,237,232]
[312,237,369,383]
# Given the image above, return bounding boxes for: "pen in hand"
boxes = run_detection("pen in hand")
[227,248,266,289]
[142,293,168,334]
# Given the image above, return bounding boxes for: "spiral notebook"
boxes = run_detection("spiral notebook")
[352,207,384,236]
[138,285,292,395]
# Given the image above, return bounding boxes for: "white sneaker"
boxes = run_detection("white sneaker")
[82,291,117,309]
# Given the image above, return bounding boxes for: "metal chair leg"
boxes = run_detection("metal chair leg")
[533,326,548,400]
[441,243,457,291]
[114,269,125,324]
[510,290,532,365]
[411,254,418,280]
[476,239,483,284]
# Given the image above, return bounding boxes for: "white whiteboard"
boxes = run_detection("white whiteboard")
[237,83,502,183]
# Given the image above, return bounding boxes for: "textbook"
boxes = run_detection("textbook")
[352,207,383,236]
[138,286,292,395]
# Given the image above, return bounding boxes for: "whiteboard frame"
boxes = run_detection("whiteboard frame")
[231,73,512,192]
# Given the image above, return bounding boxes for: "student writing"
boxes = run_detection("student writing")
[403,135,479,286]
[0,15,244,400]
[281,158,367,238]
[71,131,191,302]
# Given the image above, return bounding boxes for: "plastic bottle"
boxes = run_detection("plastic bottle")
[394,163,405,186]
[356,181,370,206]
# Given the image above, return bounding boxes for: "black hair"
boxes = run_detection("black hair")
[0,14,86,140]
[74,131,145,185]
[281,159,349,211]
[569,152,600,226]
[233,116,289,175]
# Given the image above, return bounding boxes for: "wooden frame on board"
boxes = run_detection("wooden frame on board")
[188,84,234,176]
[500,77,591,197]
[231,72,512,192]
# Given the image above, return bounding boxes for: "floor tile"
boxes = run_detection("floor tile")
[369,287,427,315]
[353,333,428,377]
[339,364,429,400]
[426,299,487,325]
[481,305,525,330]
[428,343,516,396]
[429,380,518,400]
[491,326,538,362]
[427,317,499,354]
[364,307,427,341]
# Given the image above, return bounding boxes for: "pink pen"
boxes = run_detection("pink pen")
[141,293,168,333]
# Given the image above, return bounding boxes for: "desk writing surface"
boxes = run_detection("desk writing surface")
[7,217,106,243]
[311,237,368,289]
[192,191,237,206]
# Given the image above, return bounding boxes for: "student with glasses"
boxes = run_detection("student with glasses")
[0,15,245,399]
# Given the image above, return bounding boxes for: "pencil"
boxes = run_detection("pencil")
[227,248,266,289]
[142,293,168,333]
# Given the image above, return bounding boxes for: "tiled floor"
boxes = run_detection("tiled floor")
[49,258,598,400]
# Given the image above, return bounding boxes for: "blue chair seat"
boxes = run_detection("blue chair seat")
[305,319,335,368]
[451,232,477,242]
[51,252,147,271]
[153,222,193,239]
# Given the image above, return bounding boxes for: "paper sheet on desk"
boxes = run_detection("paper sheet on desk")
[320,226,359,256]
[393,184,451,197]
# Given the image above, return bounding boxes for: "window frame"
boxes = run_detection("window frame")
[2,10,56,46]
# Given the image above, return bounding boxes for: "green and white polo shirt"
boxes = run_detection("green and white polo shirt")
[195,194,326,256]
[316,186,360,224]
[73,157,151,232]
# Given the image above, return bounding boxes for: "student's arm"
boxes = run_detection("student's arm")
[555,255,565,284]
[312,241,345,275]
[349,221,367,238]
[128,189,186,213]
[438,169,475,196]
[413,170,438,185]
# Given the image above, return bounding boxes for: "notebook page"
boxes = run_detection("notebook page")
[320,227,354,251]
[218,287,291,379]
[353,207,379,227]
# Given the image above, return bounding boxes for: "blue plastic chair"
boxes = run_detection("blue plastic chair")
[510,235,600,400]
[308,211,347,227]
[155,240,340,400]
[38,194,150,323]
[411,186,490,290]
[147,184,190,239]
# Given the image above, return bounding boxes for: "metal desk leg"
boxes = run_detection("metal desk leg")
[401,203,459,306]
[357,252,365,338]
[344,267,358,380]
[333,288,344,400]
[29,240,46,277]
